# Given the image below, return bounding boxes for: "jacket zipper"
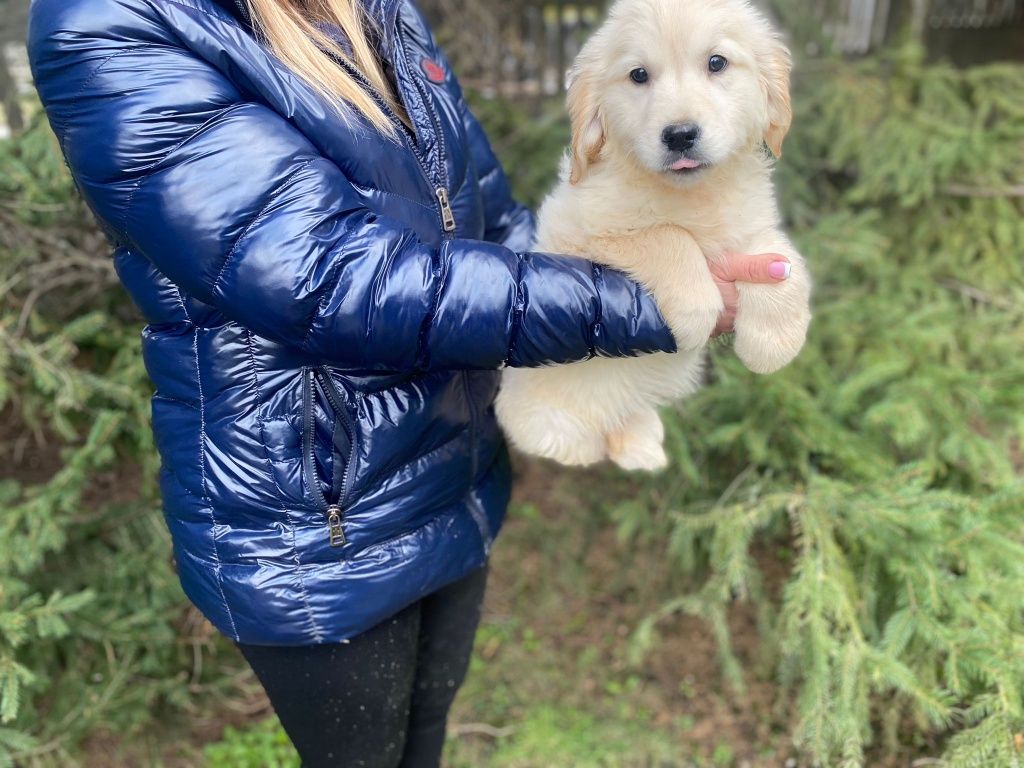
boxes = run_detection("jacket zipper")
[395,23,456,234]
[231,0,250,22]
[314,367,357,509]
[331,37,456,236]
[301,367,357,547]
[435,187,456,232]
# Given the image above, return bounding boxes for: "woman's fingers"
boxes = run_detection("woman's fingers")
[710,252,791,284]
[709,253,790,336]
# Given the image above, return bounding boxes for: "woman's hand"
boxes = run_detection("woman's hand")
[709,253,792,336]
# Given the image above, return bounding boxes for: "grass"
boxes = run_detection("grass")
[203,719,299,768]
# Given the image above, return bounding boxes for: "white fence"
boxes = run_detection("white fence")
[420,0,1024,96]
[823,0,1024,53]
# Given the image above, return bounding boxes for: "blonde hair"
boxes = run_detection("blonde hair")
[246,0,407,137]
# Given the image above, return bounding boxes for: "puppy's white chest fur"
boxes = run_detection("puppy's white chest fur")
[540,152,779,263]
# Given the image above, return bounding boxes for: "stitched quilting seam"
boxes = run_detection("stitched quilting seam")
[346,180,435,213]
[210,157,318,296]
[59,45,157,155]
[589,263,604,358]
[191,325,239,641]
[506,253,527,363]
[300,240,348,352]
[414,238,448,370]
[121,102,252,237]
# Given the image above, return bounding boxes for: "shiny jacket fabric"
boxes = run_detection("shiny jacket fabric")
[28,0,676,644]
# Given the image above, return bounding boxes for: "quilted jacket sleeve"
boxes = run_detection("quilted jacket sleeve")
[28,0,676,372]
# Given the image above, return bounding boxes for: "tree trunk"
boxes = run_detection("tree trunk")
[0,46,25,135]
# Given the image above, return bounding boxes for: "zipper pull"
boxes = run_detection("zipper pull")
[435,187,456,233]
[327,505,346,548]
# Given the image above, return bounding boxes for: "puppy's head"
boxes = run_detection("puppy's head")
[568,0,792,185]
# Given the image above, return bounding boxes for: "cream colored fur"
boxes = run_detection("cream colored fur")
[495,0,812,471]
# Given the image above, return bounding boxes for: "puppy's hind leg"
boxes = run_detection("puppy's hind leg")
[606,407,668,472]
[499,401,609,467]
[537,408,609,467]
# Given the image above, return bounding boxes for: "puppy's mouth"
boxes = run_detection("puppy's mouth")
[666,156,707,175]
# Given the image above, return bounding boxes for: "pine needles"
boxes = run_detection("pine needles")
[0,116,250,766]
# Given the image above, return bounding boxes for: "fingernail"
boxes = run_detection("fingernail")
[768,261,791,280]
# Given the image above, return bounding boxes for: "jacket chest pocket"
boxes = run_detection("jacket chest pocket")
[301,366,359,548]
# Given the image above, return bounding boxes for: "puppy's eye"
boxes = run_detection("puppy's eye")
[629,67,649,84]
[708,55,729,73]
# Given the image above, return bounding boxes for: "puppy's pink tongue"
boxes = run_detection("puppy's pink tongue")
[670,157,702,170]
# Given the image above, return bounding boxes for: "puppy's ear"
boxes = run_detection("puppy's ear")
[567,64,605,184]
[759,36,793,158]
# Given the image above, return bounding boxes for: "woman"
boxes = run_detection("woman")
[27,0,790,765]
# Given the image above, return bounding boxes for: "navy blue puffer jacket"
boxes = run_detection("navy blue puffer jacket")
[28,0,676,644]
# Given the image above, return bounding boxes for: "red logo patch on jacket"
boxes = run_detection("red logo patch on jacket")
[421,58,446,84]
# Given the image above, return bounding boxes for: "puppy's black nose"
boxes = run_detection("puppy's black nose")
[662,123,701,152]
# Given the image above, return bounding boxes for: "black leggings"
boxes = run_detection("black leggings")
[238,566,488,768]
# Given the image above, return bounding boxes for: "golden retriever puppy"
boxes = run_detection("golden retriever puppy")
[495,0,812,471]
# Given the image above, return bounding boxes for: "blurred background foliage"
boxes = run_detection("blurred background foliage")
[1,0,1023,766]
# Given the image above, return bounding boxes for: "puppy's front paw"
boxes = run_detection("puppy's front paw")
[733,308,811,375]
[669,299,724,352]
[606,408,668,473]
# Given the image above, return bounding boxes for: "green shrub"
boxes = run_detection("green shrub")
[466,97,568,209]
[0,117,245,767]
[2,44,1022,768]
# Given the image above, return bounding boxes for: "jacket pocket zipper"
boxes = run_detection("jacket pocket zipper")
[301,367,358,547]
